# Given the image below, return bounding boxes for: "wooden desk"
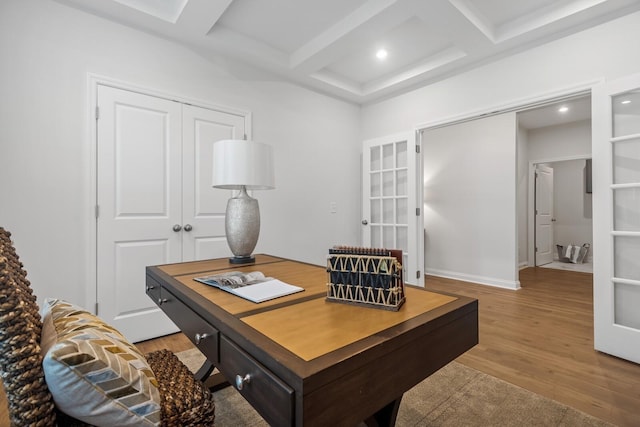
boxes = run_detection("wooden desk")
[146,255,478,426]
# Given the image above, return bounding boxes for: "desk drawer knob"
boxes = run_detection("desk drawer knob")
[146,285,155,292]
[195,333,209,345]
[235,374,251,391]
[157,298,167,305]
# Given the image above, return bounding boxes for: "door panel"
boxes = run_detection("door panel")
[97,85,181,341]
[115,240,168,315]
[182,104,246,261]
[535,165,554,266]
[97,87,248,342]
[593,74,640,363]
[114,105,170,216]
[362,133,423,286]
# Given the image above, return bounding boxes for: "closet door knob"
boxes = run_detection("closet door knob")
[172,224,182,232]
[184,224,193,232]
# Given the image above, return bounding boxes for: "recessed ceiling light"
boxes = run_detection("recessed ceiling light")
[621,100,632,104]
[376,49,388,60]
[558,106,569,113]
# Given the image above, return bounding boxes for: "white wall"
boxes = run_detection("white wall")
[528,120,592,161]
[0,0,361,308]
[423,112,518,289]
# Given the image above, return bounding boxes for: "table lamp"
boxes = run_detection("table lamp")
[212,139,275,264]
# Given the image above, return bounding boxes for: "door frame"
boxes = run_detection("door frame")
[86,73,252,313]
[527,155,591,267]
[415,81,598,288]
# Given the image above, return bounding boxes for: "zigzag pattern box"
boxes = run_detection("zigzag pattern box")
[326,246,405,311]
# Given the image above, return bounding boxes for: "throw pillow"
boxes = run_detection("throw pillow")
[40,299,161,426]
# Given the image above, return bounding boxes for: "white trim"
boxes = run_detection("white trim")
[416,80,599,131]
[611,133,640,143]
[425,268,521,290]
[612,277,640,286]
[85,73,253,313]
[611,183,640,190]
[415,128,424,286]
[529,153,591,164]
[86,74,98,313]
[88,74,252,130]
[611,231,640,237]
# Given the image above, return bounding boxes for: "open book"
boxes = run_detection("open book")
[194,271,304,303]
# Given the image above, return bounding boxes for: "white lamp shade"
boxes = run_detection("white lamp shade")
[212,139,275,190]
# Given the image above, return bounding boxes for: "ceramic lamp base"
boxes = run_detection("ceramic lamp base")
[225,186,260,261]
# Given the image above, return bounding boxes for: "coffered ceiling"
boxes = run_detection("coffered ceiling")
[55,0,640,104]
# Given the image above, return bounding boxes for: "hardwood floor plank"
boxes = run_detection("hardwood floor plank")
[425,267,640,426]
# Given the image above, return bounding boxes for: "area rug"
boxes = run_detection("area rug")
[539,261,593,274]
[176,349,611,427]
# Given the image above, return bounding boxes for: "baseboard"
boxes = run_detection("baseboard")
[518,261,529,270]
[425,268,520,290]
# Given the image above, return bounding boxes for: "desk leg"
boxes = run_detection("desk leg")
[195,360,231,392]
[194,359,215,382]
[364,395,403,427]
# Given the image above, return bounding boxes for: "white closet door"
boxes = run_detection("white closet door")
[593,74,640,363]
[362,133,424,286]
[535,165,554,266]
[181,105,246,261]
[96,85,181,341]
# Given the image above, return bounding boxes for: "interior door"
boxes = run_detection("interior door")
[362,132,424,286]
[535,165,554,266]
[593,74,640,363]
[96,85,181,341]
[181,104,246,261]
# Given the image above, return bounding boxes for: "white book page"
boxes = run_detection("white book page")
[230,279,304,303]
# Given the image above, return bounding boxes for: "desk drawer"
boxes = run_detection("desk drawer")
[160,287,220,364]
[219,336,294,426]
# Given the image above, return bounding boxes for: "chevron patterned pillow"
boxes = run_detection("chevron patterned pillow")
[41,299,161,426]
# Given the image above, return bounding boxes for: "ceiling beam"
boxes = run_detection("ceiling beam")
[289,0,409,73]
[176,0,234,37]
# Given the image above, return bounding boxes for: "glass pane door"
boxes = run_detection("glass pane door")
[362,133,423,286]
[611,90,640,331]
[593,77,640,364]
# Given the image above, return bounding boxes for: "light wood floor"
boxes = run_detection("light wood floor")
[426,267,639,427]
[2,267,638,426]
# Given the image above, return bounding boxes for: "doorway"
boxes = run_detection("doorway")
[531,159,593,273]
[517,95,593,273]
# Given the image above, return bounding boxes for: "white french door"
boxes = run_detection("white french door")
[96,85,247,342]
[362,132,424,286]
[593,74,640,363]
[535,165,554,266]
